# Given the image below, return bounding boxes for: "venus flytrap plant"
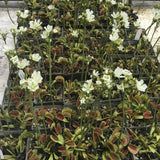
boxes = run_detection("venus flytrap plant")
[2,0,160,159]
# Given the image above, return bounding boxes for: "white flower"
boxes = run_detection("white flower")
[121,11,129,21]
[80,97,86,104]
[124,20,129,28]
[117,83,124,92]
[104,68,110,74]
[29,53,41,62]
[29,19,42,30]
[48,4,54,10]
[41,31,49,39]
[20,79,28,89]
[27,78,39,92]
[102,75,112,87]
[82,79,94,94]
[106,0,116,4]
[136,79,147,92]
[3,45,14,53]
[86,9,95,22]
[53,28,58,33]
[18,26,27,34]
[86,55,94,64]
[118,45,124,51]
[111,12,120,19]
[134,21,140,27]
[78,15,83,19]
[31,71,43,84]
[96,80,102,85]
[44,25,53,33]
[10,55,19,64]
[92,70,99,78]
[20,10,29,19]
[10,24,18,34]
[123,69,132,76]
[112,27,119,33]
[71,30,79,38]
[109,32,119,41]
[111,0,116,5]
[17,59,30,69]
[114,67,125,78]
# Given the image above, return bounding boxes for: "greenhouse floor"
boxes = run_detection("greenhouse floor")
[0,6,160,104]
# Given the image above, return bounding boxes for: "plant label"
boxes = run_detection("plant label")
[18,70,25,80]
[122,0,127,4]
[0,149,4,159]
[134,29,142,41]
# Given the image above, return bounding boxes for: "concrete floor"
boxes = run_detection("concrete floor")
[0,6,160,104]
[0,8,17,104]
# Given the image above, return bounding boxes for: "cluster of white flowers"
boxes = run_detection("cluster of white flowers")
[41,25,58,39]
[20,71,43,92]
[114,67,132,78]
[29,19,42,30]
[109,30,119,41]
[136,79,147,92]
[41,25,53,39]
[80,67,148,105]
[18,26,27,34]
[82,79,94,94]
[10,55,30,69]
[80,68,114,104]
[86,9,95,22]
[79,9,95,23]
[109,10,130,50]
[111,11,129,29]
[114,67,147,92]
[120,11,129,28]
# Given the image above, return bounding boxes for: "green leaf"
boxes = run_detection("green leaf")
[2,124,15,128]
[24,113,33,121]
[54,153,58,160]
[128,144,138,154]
[149,145,156,153]
[106,140,115,151]
[58,135,64,145]
[121,134,129,147]
[54,123,62,134]
[87,153,98,160]
[49,154,53,160]
[50,134,58,143]
[134,115,143,119]
[20,130,34,139]
[66,140,75,147]
[109,152,121,160]
[143,111,152,119]
[150,123,155,136]
[10,110,20,117]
